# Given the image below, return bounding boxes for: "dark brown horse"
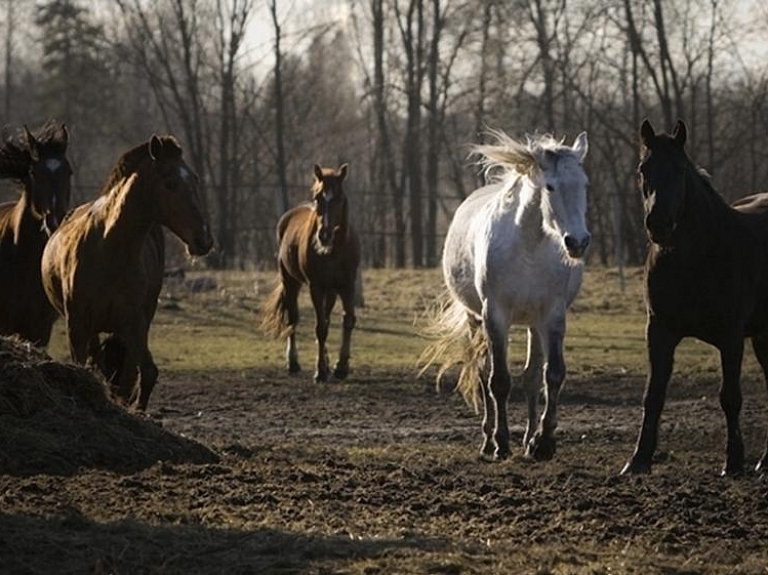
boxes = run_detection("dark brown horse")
[0,121,71,346]
[262,163,361,382]
[41,135,213,409]
[622,119,768,476]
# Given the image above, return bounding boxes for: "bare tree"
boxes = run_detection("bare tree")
[395,0,426,267]
[115,0,209,177]
[209,0,253,267]
[3,0,15,120]
[269,0,290,218]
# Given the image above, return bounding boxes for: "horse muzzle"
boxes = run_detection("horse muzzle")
[564,233,591,259]
[317,226,335,246]
[41,212,60,236]
[645,217,677,246]
[188,232,214,256]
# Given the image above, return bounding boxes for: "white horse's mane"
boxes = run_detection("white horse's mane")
[472,129,578,185]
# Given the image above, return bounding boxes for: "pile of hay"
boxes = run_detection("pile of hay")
[0,337,217,476]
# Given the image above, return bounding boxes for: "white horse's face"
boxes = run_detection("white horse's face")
[536,133,590,259]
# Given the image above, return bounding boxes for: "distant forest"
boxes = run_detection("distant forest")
[2,0,768,270]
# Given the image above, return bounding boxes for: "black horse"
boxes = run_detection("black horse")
[622,119,768,476]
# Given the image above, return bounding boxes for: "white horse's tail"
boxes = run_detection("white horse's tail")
[418,293,487,412]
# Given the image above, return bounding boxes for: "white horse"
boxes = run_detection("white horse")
[424,130,590,461]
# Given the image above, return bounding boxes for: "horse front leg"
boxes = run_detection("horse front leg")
[333,287,355,380]
[65,312,91,366]
[482,300,512,460]
[310,287,330,383]
[521,327,545,454]
[136,338,159,411]
[621,318,681,475]
[719,339,745,476]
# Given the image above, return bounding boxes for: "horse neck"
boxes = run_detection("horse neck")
[676,165,728,248]
[9,187,44,243]
[509,180,546,247]
[102,175,155,253]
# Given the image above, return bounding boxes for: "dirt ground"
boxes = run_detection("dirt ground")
[3,357,768,575]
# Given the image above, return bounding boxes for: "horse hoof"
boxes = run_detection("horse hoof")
[721,463,744,477]
[333,363,349,380]
[288,361,301,373]
[525,434,555,461]
[314,371,329,383]
[620,459,651,475]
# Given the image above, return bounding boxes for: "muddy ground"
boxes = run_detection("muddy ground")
[3,360,768,575]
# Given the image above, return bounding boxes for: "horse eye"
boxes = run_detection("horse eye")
[545,183,554,192]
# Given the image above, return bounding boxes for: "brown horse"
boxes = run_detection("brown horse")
[0,121,71,346]
[41,135,213,409]
[262,163,361,382]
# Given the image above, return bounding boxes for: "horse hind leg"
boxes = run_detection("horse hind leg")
[752,332,768,473]
[283,277,302,373]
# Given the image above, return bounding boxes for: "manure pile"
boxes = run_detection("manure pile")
[0,337,217,476]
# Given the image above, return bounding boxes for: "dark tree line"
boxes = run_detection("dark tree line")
[2,0,768,271]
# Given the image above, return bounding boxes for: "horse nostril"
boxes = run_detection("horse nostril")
[564,234,590,257]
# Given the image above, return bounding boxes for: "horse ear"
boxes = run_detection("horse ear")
[572,132,588,163]
[148,134,162,160]
[672,119,687,147]
[338,163,348,180]
[59,124,69,146]
[23,125,39,159]
[314,164,324,182]
[640,119,655,147]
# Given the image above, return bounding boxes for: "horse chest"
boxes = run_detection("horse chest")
[489,252,574,321]
[646,247,761,337]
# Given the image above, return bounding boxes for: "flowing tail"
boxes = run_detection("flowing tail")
[260,279,291,339]
[418,293,488,411]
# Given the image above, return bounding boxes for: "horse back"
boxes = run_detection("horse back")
[732,192,768,218]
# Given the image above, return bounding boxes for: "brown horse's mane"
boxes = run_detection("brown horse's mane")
[0,120,68,182]
[97,135,183,197]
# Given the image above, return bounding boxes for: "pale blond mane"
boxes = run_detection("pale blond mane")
[472,130,579,186]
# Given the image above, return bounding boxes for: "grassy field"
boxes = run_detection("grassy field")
[46,264,761,388]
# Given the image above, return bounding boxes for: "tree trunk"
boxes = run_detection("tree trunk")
[270,0,289,219]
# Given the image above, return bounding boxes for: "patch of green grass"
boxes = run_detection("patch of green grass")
[46,266,763,385]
